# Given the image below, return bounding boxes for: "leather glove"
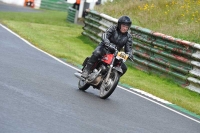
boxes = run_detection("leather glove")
[104,42,110,50]
[104,43,116,53]
[108,43,116,53]
[126,52,133,59]
[105,42,110,47]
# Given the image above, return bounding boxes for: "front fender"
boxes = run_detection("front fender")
[113,66,123,74]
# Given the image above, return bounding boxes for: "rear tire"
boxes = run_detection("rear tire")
[99,70,120,99]
[78,79,90,91]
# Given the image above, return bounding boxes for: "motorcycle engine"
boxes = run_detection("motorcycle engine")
[87,69,102,86]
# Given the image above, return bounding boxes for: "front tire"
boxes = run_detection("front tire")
[99,70,120,99]
[78,79,90,91]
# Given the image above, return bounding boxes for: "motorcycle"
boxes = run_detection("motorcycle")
[74,44,131,99]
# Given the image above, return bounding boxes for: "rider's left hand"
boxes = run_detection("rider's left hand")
[126,52,133,59]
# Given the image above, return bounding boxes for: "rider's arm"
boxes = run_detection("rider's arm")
[101,25,116,44]
[124,33,133,55]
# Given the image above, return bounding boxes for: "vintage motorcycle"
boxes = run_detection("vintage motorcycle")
[74,44,131,99]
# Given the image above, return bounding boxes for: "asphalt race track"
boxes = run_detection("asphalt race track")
[0,2,200,133]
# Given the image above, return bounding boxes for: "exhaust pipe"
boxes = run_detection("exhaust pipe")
[74,72,85,80]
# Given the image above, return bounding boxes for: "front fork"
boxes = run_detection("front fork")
[100,56,116,96]
[100,51,117,96]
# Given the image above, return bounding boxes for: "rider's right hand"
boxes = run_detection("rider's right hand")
[104,43,116,53]
[109,43,116,53]
[104,42,111,48]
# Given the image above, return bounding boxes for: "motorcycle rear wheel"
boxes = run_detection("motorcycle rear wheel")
[99,70,119,99]
[78,79,90,91]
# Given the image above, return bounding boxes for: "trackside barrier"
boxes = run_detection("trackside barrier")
[82,10,200,94]
[40,0,72,11]
[67,7,78,23]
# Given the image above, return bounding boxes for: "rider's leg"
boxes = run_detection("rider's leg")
[81,46,106,78]
[120,62,127,77]
[81,62,93,78]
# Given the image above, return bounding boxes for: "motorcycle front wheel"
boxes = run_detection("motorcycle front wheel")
[99,70,120,99]
[78,79,90,91]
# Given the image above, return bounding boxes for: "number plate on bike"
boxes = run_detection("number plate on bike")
[116,52,129,62]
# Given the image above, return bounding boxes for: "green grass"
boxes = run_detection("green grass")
[0,10,200,116]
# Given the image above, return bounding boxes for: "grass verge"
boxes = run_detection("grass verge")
[0,10,199,116]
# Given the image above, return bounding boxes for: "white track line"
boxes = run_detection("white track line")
[1,24,200,124]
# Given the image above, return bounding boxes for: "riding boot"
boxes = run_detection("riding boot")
[81,48,101,78]
[81,62,93,78]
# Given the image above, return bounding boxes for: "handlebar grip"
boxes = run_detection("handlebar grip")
[128,56,134,62]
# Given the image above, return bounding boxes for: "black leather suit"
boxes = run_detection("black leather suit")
[88,25,133,75]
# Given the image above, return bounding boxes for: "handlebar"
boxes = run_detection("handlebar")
[105,43,134,62]
[128,56,134,62]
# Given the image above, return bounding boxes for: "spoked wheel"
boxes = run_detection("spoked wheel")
[78,79,90,91]
[99,70,120,99]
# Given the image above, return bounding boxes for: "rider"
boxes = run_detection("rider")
[81,15,133,78]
